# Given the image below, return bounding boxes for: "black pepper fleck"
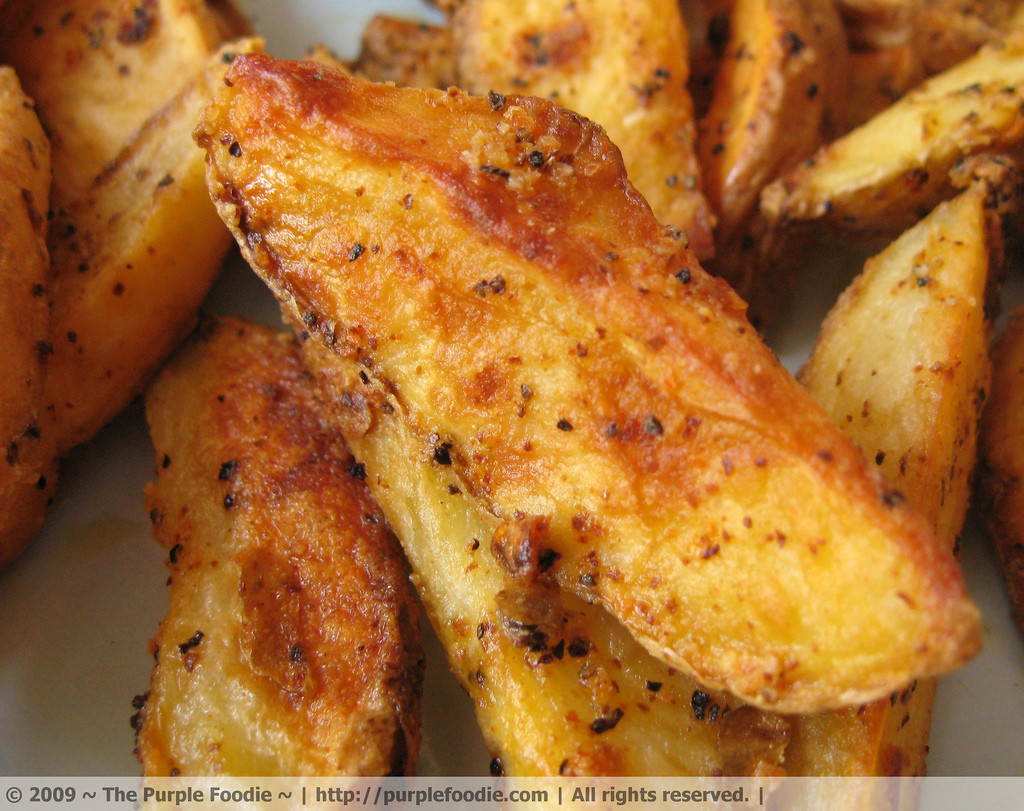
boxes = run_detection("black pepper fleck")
[692,689,710,720]
[178,631,204,655]
[590,708,624,734]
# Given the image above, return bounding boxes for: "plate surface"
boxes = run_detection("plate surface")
[0,0,1021,779]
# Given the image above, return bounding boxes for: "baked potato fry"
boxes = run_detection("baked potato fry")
[794,180,1000,781]
[761,32,1024,238]
[0,66,57,570]
[696,0,849,323]
[0,0,251,211]
[196,55,981,713]
[445,0,717,261]
[41,38,262,456]
[135,315,423,776]
[977,304,1024,637]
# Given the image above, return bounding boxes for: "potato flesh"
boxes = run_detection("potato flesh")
[794,183,997,777]
[447,0,716,261]
[136,316,423,777]
[196,56,980,713]
[762,32,1024,235]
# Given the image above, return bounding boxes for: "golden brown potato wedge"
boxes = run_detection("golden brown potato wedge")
[0,66,57,570]
[696,0,849,324]
[135,315,423,776]
[0,0,251,211]
[445,0,717,261]
[196,55,980,714]
[351,14,456,89]
[761,32,1024,239]
[977,304,1024,637]
[41,38,261,457]
[794,181,1000,780]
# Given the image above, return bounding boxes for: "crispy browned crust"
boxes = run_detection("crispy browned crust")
[978,304,1024,638]
[135,315,423,776]
[0,66,56,571]
[196,54,980,713]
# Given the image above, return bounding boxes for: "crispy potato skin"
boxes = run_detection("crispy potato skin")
[978,304,1024,637]
[761,32,1024,238]
[197,55,980,713]
[796,183,999,778]
[696,0,849,325]
[446,0,717,261]
[135,316,423,776]
[0,67,57,570]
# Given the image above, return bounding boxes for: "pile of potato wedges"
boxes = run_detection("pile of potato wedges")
[2,0,1023,789]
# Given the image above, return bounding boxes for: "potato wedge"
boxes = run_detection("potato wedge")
[445,0,717,261]
[196,55,980,713]
[793,181,1000,780]
[0,0,251,211]
[306,336,760,775]
[351,14,456,89]
[41,38,261,457]
[761,32,1024,238]
[0,66,57,570]
[135,315,423,776]
[977,303,1024,637]
[696,0,848,324]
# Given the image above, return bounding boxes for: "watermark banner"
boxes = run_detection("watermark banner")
[0,776,1020,810]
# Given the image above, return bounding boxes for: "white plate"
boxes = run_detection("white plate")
[1,0,1022,779]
